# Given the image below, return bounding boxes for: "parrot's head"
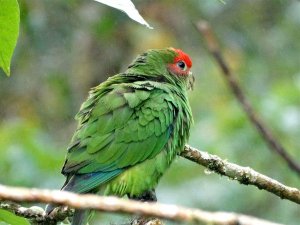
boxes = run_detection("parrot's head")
[166,47,194,90]
[127,47,194,89]
[166,47,192,77]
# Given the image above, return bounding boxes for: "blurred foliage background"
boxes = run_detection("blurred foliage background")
[1,0,300,224]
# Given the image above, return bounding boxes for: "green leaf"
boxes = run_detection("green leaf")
[0,209,30,225]
[0,0,20,76]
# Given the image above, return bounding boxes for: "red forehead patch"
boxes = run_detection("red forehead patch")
[172,48,192,68]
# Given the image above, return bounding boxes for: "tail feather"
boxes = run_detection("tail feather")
[45,170,122,224]
[45,203,57,215]
[45,205,90,225]
[72,209,91,225]
[62,170,123,193]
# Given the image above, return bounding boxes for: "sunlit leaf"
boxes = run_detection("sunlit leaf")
[0,209,30,225]
[93,0,153,29]
[0,0,20,76]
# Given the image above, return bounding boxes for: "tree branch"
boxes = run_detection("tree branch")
[1,147,299,224]
[181,145,300,204]
[195,20,300,176]
[0,184,282,225]
[0,201,71,225]
[0,202,44,221]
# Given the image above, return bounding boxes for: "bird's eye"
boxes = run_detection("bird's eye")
[177,61,186,70]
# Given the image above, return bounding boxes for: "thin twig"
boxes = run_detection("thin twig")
[0,184,283,225]
[195,20,300,175]
[181,145,300,204]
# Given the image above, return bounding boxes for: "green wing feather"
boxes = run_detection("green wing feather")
[61,78,177,192]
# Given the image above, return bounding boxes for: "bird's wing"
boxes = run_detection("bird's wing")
[61,82,176,192]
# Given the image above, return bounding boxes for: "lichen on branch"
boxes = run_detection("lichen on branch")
[181,145,300,204]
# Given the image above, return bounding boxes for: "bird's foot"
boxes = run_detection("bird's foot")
[129,189,157,202]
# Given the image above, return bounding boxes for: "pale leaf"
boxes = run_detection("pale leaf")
[93,0,153,29]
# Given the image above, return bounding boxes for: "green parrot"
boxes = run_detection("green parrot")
[46,47,194,225]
